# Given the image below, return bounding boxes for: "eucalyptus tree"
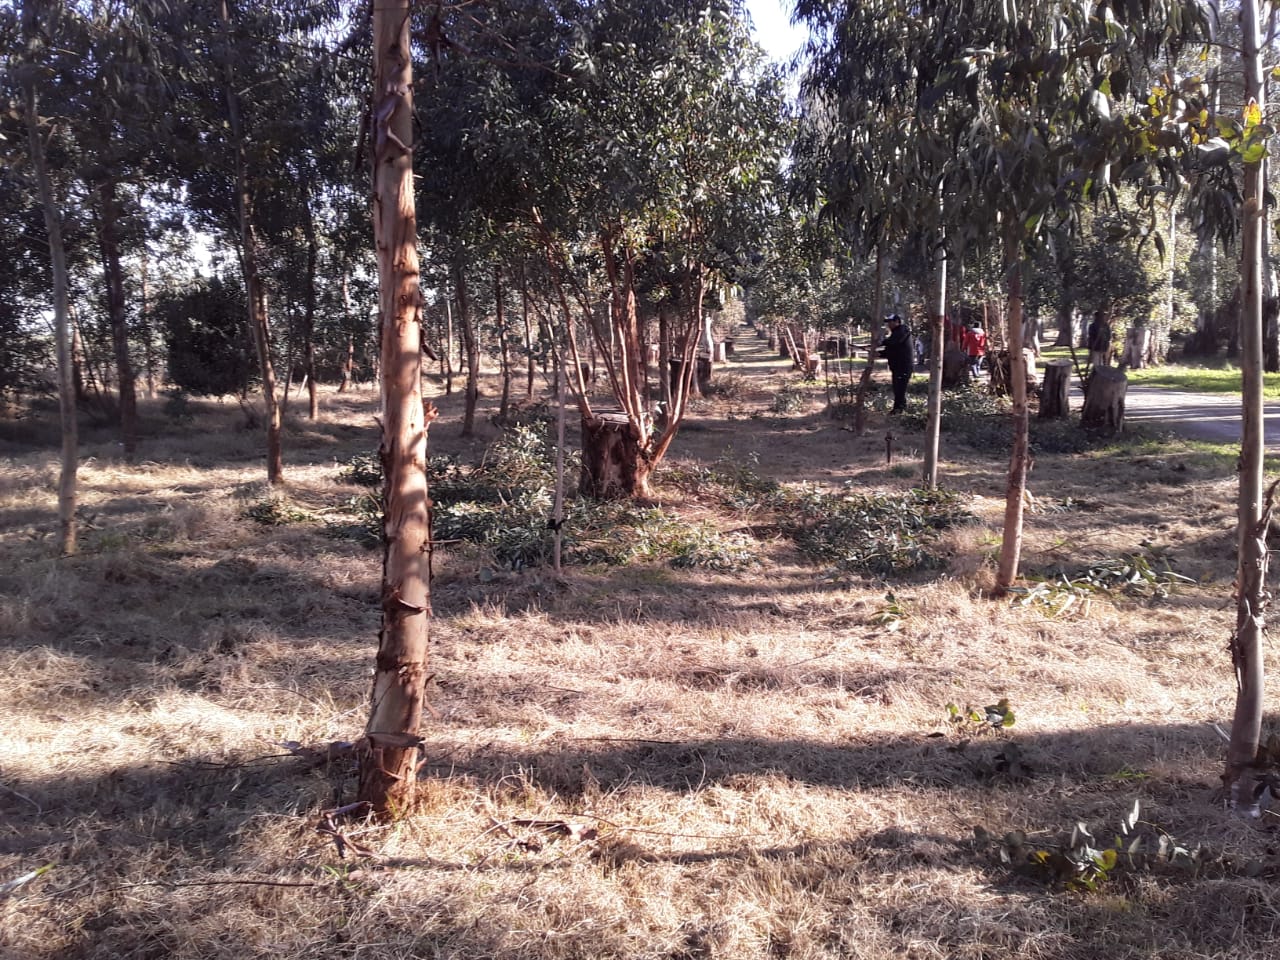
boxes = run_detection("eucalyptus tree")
[160,0,347,483]
[358,0,434,814]
[5,1,82,554]
[532,0,788,498]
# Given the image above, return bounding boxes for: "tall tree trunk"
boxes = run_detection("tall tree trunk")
[338,267,354,393]
[922,235,946,490]
[1224,0,1268,812]
[496,266,511,421]
[301,175,320,420]
[454,259,480,437]
[139,240,157,399]
[24,77,78,556]
[219,0,282,484]
[95,179,137,460]
[70,311,87,408]
[360,0,434,815]
[443,296,454,396]
[996,253,1030,594]
[521,263,535,397]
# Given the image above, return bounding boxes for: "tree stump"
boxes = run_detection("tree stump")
[696,357,713,396]
[668,358,688,398]
[942,343,969,388]
[1040,359,1071,419]
[713,341,728,363]
[1081,366,1126,433]
[1121,327,1150,369]
[723,339,735,357]
[580,412,650,499]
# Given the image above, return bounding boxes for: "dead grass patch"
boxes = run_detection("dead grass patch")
[2,338,1278,959]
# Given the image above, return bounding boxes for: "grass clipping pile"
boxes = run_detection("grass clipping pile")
[2,384,1279,960]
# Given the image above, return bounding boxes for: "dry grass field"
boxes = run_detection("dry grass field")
[3,328,1279,960]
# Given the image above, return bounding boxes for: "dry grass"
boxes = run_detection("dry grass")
[2,335,1279,960]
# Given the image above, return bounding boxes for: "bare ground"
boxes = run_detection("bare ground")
[2,330,1278,960]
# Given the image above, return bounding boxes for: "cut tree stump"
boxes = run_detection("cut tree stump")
[942,344,969,388]
[696,357,713,396]
[713,341,728,363]
[1081,365,1126,433]
[580,412,649,499]
[1040,359,1071,419]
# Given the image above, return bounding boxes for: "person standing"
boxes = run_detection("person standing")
[879,313,914,413]
[1087,310,1112,367]
[964,322,987,378]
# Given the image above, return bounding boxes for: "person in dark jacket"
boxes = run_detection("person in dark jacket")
[878,314,913,413]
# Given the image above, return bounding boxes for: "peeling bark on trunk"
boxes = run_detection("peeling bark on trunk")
[1225,0,1267,812]
[95,178,137,460]
[24,77,78,556]
[995,256,1029,595]
[360,0,433,815]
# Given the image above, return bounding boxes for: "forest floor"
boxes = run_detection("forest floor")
[3,327,1280,960]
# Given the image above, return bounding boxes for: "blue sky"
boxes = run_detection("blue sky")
[743,0,809,63]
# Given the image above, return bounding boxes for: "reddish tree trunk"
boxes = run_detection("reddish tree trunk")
[360,0,434,815]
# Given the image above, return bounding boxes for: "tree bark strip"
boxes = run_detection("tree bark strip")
[23,76,78,556]
[1225,0,1268,811]
[360,0,433,814]
[995,254,1029,594]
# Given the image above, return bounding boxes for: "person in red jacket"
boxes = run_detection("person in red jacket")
[963,322,987,379]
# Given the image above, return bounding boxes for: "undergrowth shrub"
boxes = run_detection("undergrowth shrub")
[330,425,759,571]
[243,496,313,526]
[781,485,973,575]
[770,382,809,414]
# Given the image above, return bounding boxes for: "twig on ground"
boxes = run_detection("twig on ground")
[0,782,42,814]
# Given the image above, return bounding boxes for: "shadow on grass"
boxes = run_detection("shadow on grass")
[6,717,1280,960]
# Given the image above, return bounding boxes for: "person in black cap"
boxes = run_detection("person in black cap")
[878,314,913,413]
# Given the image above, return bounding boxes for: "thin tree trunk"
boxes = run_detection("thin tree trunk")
[360,0,434,815]
[338,267,353,393]
[1225,0,1268,812]
[219,0,282,484]
[443,297,455,396]
[301,175,320,420]
[496,266,511,421]
[24,77,77,556]
[922,235,946,489]
[521,263,535,398]
[139,240,156,399]
[455,260,479,436]
[553,343,566,572]
[995,254,1030,594]
[95,179,137,459]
